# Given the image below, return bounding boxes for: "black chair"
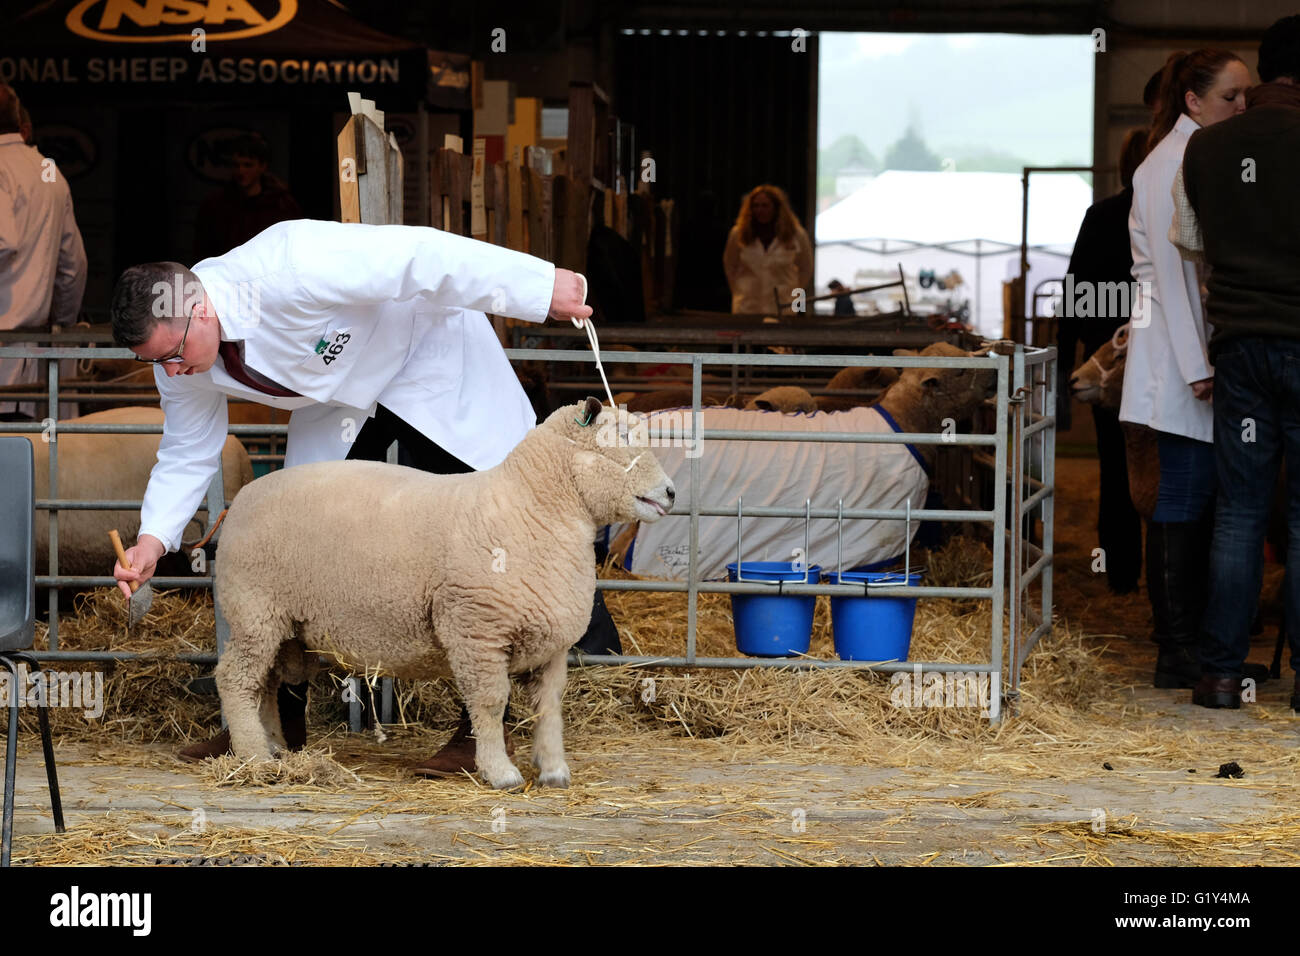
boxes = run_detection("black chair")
[0,436,64,866]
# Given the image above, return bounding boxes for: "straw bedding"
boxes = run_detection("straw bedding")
[12,518,1299,865]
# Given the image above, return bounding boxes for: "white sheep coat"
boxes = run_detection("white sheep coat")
[618,406,928,580]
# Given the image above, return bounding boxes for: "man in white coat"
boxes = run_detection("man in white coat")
[109,218,596,771]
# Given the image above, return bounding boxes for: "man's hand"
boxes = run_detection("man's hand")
[114,534,165,600]
[548,268,592,323]
[1191,377,1214,401]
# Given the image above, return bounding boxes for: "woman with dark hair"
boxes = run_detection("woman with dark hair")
[723,183,813,314]
[1058,127,1149,595]
[1122,49,1250,688]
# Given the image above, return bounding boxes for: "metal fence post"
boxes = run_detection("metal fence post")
[989,351,1009,724]
[687,355,702,664]
[46,356,59,651]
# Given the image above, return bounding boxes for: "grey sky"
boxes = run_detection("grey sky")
[819,33,1095,165]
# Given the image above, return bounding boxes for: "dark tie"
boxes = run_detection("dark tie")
[217,340,300,398]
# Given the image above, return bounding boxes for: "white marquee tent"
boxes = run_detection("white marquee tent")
[815,170,1095,338]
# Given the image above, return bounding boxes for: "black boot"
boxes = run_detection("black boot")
[278,681,309,750]
[573,589,622,655]
[1149,521,1208,688]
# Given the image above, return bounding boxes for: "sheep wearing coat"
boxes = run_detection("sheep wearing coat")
[616,343,997,579]
[1,406,253,576]
[214,398,675,790]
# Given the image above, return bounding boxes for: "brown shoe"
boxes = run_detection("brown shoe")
[178,729,232,762]
[1192,675,1242,709]
[412,716,514,779]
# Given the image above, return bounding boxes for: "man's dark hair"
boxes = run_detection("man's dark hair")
[111,262,201,347]
[0,83,21,135]
[1259,15,1300,82]
[229,133,271,165]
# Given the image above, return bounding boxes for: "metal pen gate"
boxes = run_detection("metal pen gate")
[0,340,1055,725]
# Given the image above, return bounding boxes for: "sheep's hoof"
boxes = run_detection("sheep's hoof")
[538,764,571,789]
[486,765,526,790]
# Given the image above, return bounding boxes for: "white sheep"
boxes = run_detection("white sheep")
[213,398,675,790]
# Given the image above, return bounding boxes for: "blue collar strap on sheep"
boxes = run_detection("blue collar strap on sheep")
[570,272,619,426]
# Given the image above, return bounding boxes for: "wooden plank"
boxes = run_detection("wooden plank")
[490,162,508,246]
[526,167,546,260]
[386,132,403,226]
[471,137,487,239]
[553,174,590,274]
[336,117,361,223]
[356,115,390,225]
[567,82,594,188]
[445,148,464,234]
[429,150,445,229]
[613,191,628,239]
[506,162,525,251]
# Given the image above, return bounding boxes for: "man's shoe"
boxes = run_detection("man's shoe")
[1192,675,1242,709]
[178,729,232,762]
[178,681,310,762]
[411,717,515,778]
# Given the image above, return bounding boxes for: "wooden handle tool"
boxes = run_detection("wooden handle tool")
[108,529,140,594]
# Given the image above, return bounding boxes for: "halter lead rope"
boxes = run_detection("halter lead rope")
[569,272,618,412]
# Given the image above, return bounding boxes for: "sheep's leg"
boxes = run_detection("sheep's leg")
[215,634,281,760]
[528,650,570,788]
[445,643,522,790]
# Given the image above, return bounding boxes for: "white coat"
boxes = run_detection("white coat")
[722,224,813,314]
[138,219,554,552]
[1120,113,1213,442]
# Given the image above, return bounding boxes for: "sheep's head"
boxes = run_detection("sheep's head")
[884,343,998,432]
[825,365,900,394]
[1070,324,1127,409]
[544,397,676,526]
[744,386,818,413]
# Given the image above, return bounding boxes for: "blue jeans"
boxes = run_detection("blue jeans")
[1200,336,1300,675]
[1152,432,1216,522]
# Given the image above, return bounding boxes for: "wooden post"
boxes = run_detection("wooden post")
[337,113,390,225]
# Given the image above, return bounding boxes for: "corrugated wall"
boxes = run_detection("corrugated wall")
[614,32,816,308]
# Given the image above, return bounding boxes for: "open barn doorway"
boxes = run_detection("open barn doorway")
[815,33,1096,340]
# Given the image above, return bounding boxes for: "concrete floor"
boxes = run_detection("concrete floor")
[5,456,1299,866]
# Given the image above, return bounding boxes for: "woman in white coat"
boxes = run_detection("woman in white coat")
[723,184,813,314]
[1122,49,1249,688]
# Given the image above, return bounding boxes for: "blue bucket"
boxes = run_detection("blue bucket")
[824,570,922,661]
[726,561,822,658]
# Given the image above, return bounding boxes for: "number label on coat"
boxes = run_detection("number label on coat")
[316,331,351,367]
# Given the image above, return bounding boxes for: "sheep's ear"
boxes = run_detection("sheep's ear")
[891,348,918,358]
[574,396,603,427]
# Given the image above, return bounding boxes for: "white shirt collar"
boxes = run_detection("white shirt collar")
[1174,113,1201,137]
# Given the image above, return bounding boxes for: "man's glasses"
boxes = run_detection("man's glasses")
[135,307,193,365]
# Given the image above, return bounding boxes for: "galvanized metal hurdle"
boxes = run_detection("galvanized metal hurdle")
[1,340,1055,726]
